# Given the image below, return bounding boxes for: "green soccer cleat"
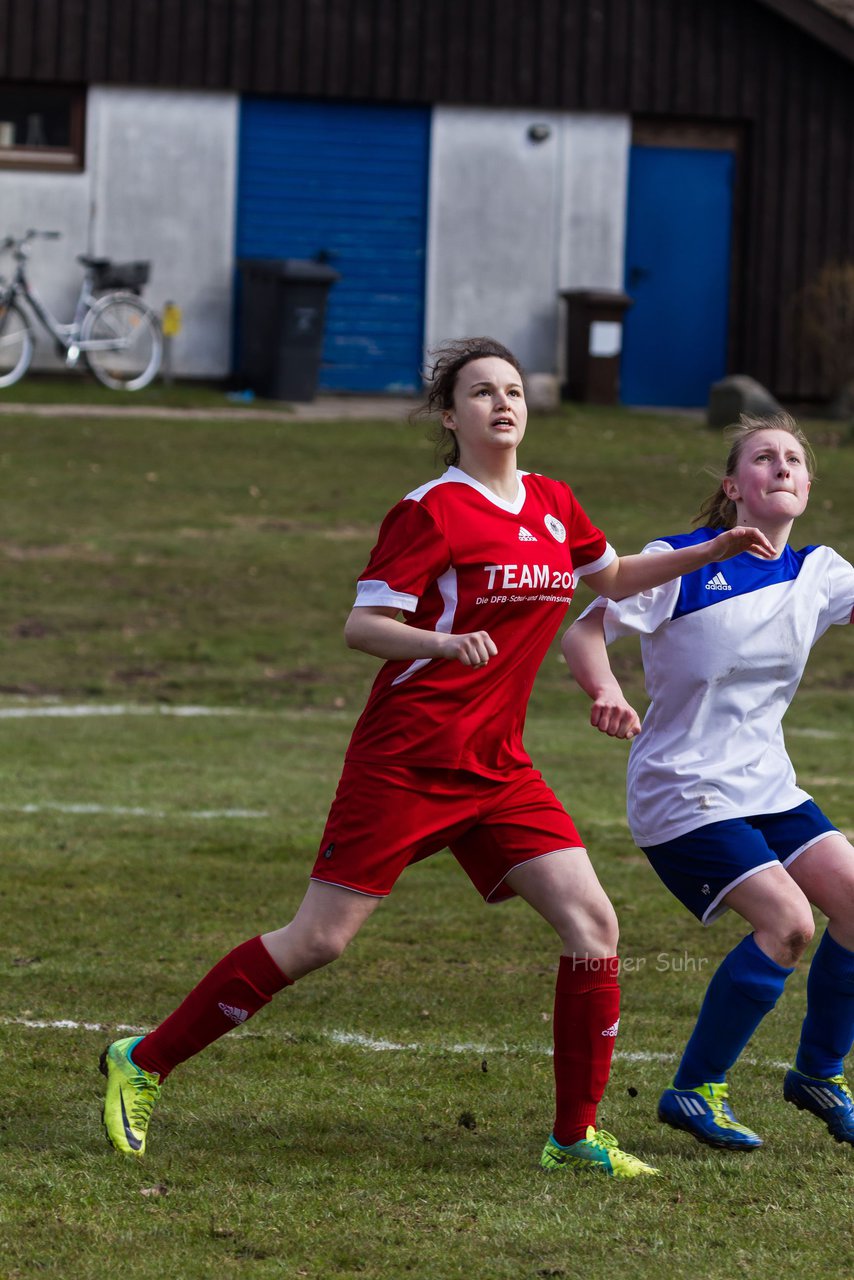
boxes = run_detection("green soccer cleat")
[541,1126,660,1178]
[99,1036,162,1157]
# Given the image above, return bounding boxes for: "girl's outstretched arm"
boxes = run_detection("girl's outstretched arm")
[585,525,775,601]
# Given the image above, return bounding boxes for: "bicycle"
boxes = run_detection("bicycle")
[0,229,162,391]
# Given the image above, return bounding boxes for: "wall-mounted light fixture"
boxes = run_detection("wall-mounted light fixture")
[527,123,552,143]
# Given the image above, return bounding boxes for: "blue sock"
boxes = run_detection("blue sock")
[673,933,792,1089]
[795,930,854,1079]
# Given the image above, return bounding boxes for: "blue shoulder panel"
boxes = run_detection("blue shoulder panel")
[653,528,818,620]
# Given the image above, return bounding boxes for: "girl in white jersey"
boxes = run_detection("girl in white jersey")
[99,340,772,1175]
[564,414,854,1151]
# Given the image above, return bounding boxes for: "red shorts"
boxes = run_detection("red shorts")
[310,761,584,903]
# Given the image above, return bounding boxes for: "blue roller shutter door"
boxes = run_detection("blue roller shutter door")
[237,99,430,393]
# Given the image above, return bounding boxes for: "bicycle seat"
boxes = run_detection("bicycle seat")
[76,256,151,293]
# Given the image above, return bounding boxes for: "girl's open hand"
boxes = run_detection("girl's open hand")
[709,526,776,560]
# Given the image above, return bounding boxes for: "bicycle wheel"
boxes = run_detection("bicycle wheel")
[82,291,162,390]
[0,300,34,388]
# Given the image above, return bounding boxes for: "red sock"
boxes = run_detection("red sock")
[552,954,620,1146]
[132,936,293,1079]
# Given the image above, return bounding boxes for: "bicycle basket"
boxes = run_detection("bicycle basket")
[91,260,150,292]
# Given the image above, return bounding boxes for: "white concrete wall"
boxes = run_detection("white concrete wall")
[2,94,629,387]
[0,153,93,370]
[89,88,237,377]
[558,115,631,292]
[0,86,238,377]
[426,108,631,383]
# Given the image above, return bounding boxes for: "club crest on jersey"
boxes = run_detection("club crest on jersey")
[544,514,566,543]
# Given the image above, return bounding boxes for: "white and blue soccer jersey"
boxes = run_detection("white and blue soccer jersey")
[583,528,854,847]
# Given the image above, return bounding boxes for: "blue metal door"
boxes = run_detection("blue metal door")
[237,99,430,393]
[621,146,734,407]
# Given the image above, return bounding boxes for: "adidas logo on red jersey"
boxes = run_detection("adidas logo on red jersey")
[518,526,538,542]
[218,1002,249,1025]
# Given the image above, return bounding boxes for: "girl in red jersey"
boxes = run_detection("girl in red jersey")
[100,337,773,1176]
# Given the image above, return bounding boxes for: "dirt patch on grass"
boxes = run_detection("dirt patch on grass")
[113,667,164,684]
[0,681,57,696]
[224,516,374,540]
[0,541,114,562]
[13,620,55,639]
[261,665,323,684]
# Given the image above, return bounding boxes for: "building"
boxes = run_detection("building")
[1,0,853,404]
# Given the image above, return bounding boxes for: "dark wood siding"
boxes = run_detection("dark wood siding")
[2,0,853,399]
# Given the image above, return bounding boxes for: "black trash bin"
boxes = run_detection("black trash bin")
[237,259,340,402]
[560,289,633,404]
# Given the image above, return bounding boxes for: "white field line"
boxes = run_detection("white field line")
[0,706,843,817]
[9,1018,148,1034]
[3,1016,790,1070]
[0,701,354,725]
[788,727,846,740]
[0,703,271,719]
[328,1032,679,1062]
[0,702,845,741]
[0,801,268,819]
[0,703,284,819]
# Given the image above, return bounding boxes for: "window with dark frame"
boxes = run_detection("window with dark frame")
[0,85,85,171]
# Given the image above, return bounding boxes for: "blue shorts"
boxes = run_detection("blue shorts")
[641,800,839,925]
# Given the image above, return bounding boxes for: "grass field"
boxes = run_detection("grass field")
[0,373,255,410]
[1,398,852,1280]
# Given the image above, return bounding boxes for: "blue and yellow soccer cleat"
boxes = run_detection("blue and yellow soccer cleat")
[783,1068,854,1145]
[657,1081,762,1150]
[541,1126,660,1178]
[99,1036,162,1157]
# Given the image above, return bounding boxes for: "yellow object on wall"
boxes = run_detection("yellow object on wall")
[161,302,182,337]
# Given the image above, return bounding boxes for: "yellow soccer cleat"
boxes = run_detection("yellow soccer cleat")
[100,1036,161,1157]
[541,1126,660,1178]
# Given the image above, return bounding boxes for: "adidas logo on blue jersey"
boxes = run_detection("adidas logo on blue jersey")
[705,571,731,592]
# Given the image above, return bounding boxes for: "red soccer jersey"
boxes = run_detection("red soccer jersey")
[345,467,613,778]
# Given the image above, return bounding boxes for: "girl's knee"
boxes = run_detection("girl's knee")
[783,922,814,963]
[824,875,854,934]
[785,901,816,949]
[262,917,356,980]
[762,916,814,967]
[297,928,351,971]
[557,894,619,956]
